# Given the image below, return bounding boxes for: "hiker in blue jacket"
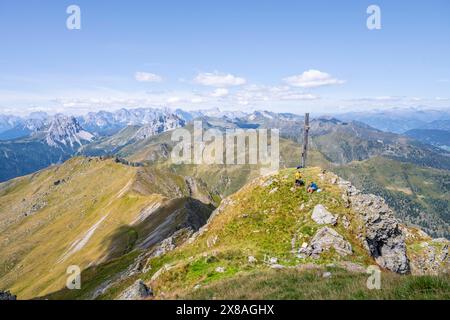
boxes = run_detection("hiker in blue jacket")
[307,182,318,193]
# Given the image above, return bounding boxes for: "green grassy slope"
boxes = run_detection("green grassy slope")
[94,167,446,300]
[0,156,216,299]
[183,268,450,300]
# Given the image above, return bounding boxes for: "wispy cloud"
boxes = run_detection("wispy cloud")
[135,72,163,82]
[191,97,204,103]
[279,93,318,101]
[194,72,246,87]
[211,88,229,97]
[283,69,345,88]
[341,96,450,111]
[227,85,320,107]
[166,97,181,104]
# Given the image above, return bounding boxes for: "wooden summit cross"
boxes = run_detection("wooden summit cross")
[301,113,310,168]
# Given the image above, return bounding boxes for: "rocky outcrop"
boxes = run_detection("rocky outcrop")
[352,193,409,274]
[148,229,191,258]
[311,204,337,225]
[0,290,16,300]
[185,176,213,205]
[114,157,144,167]
[117,279,152,300]
[409,239,449,275]
[298,227,352,259]
[336,177,410,274]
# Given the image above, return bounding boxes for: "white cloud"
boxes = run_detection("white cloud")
[135,72,163,82]
[283,69,345,88]
[374,96,401,101]
[167,97,181,104]
[232,85,319,104]
[211,88,229,97]
[194,72,246,87]
[191,97,204,103]
[279,93,319,101]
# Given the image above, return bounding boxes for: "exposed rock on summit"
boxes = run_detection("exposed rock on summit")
[336,177,410,274]
[311,204,337,225]
[299,227,352,259]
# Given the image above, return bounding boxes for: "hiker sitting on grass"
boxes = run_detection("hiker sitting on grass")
[307,182,318,193]
[295,167,304,187]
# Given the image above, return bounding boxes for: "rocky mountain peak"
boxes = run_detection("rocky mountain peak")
[132,113,185,140]
[45,114,93,148]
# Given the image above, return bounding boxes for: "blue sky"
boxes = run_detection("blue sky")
[0,0,449,115]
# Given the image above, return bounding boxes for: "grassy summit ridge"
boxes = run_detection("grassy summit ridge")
[116,167,448,299]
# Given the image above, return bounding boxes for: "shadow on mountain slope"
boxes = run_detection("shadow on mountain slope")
[40,196,215,300]
[103,197,215,261]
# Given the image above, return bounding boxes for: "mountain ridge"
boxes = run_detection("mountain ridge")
[0,157,448,300]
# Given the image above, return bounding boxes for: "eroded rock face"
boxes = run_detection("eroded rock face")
[337,178,410,274]
[311,204,337,225]
[299,227,352,259]
[0,290,16,300]
[151,235,177,258]
[117,279,152,300]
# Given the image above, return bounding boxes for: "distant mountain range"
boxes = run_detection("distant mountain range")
[0,109,186,181]
[4,106,450,139]
[0,115,94,182]
[2,107,450,182]
[332,108,450,151]
[0,112,48,140]
[419,119,450,131]
[404,129,450,151]
[335,107,450,134]
[0,108,187,140]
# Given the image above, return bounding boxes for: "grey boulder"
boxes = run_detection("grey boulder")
[311,204,337,225]
[299,227,352,258]
[117,279,152,300]
[0,290,16,300]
